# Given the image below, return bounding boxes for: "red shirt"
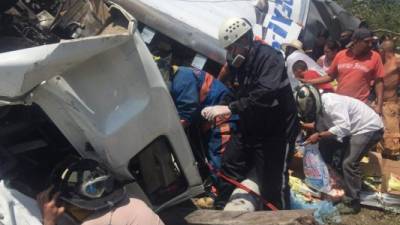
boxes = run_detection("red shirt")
[303,70,334,92]
[327,49,384,102]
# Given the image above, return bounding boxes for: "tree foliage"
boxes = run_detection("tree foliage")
[335,0,400,36]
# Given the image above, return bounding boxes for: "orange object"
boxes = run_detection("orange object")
[327,49,384,103]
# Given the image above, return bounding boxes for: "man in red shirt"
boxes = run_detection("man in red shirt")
[292,60,335,92]
[302,28,384,114]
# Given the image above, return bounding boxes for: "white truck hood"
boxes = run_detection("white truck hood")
[0,3,203,211]
[115,0,308,64]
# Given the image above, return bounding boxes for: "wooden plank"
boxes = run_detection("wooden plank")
[184,209,317,225]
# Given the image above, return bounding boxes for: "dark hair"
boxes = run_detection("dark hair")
[324,40,340,52]
[340,29,354,49]
[292,60,308,72]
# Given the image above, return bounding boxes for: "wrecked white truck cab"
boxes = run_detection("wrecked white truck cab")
[0,1,203,222]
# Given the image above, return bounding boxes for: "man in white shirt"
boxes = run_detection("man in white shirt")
[295,85,384,214]
[282,40,326,91]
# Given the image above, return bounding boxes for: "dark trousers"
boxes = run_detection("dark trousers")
[215,132,292,210]
[319,129,384,201]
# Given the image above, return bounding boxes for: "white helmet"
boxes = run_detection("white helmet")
[294,85,322,123]
[219,18,252,48]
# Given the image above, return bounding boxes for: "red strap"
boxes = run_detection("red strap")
[207,163,279,211]
[217,172,279,211]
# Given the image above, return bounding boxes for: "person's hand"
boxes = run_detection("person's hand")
[300,121,315,131]
[37,187,65,225]
[201,106,232,122]
[305,133,320,144]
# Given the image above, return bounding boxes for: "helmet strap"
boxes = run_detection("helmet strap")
[231,54,246,68]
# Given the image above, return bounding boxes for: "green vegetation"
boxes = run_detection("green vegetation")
[335,0,400,37]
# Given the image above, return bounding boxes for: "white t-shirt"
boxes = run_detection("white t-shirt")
[286,50,326,91]
[316,93,384,141]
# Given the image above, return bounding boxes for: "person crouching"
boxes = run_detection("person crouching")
[295,85,383,214]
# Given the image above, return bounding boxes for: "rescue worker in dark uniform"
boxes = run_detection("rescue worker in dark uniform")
[201,18,299,210]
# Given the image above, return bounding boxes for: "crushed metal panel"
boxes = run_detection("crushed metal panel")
[114,0,310,64]
[131,0,309,37]
[0,1,203,211]
[0,34,129,98]
[28,32,199,177]
[28,31,203,209]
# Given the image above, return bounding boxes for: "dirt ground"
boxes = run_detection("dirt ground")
[160,201,400,225]
[339,207,400,225]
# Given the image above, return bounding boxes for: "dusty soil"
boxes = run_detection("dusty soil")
[338,207,400,225]
[160,201,400,225]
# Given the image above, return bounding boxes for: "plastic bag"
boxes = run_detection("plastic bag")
[314,201,341,225]
[290,190,321,209]
[290,191,341,225]
[289,176,321,199]
[303,143,331,193]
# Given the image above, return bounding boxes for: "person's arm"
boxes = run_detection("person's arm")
[227,51,284,114]
[322,97,351,141]
[301,122,315,131]
[306,95,351,144]
[303,52,339,85]
[396,56,400,82]
[301,74,334,85]
[37,187,65,225]
[397,56,400,72]
[306,130,334,144]
[373,54,386,115]
[170,69,200,125]
[374,78,384,115]
[219,90,235,106]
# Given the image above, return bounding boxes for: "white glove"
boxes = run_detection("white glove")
[201,105,232,122]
